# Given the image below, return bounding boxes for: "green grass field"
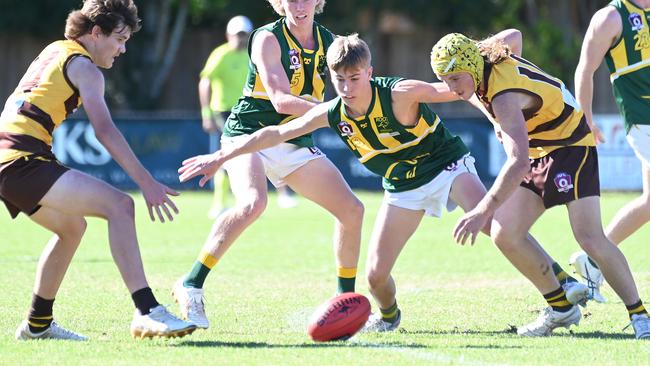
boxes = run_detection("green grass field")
[1,191,649,365]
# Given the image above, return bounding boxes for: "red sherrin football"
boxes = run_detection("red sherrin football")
[307,293,371,342]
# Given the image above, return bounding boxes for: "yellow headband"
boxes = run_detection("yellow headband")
[430,33,484,90]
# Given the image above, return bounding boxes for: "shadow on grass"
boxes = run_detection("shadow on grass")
[401,327,635,341]
[398,326,518,336]
[174,340,427,349]
[558,331,635,340]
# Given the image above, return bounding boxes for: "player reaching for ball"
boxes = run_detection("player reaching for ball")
[179,32,589,333]
[0,0,195,340]
[430,31,650,339]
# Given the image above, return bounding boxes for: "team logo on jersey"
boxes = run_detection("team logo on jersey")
[554,172,574,193]
[337,121,354,136]
[360,122,368,129]
[303,57,312,65]
[289,49,302,70]
[629,13,644,32]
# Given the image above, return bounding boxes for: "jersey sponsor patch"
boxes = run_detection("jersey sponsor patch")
[289,49,302,70]
[554,172,574,193]
[337,121,354,136]
[629,13,644,32]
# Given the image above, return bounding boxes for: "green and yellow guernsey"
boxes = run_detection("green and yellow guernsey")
[326,77,469,192]
[223,18,334,147]
[605,0,650,131]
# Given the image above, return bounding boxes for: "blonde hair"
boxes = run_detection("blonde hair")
[326,34,371,72]
[267,0,326,17]
[477,37,511,64]
[65,0,140,39]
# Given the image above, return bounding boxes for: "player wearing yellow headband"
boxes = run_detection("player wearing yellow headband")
[431,32,650,339]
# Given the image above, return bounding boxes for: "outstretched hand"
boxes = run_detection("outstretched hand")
[141,180,180,223]
[590,124,606,144]
[178,153,224,187]
[453,208,490,245]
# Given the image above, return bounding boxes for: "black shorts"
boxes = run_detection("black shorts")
[0,156,69,219]
[520,146,600,209]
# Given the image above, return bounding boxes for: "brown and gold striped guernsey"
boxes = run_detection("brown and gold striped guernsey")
[0,40,91,163]
[476,55,595,158]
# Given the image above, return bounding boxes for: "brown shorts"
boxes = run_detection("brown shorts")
[520,146,600,209]
[0,156,69,219]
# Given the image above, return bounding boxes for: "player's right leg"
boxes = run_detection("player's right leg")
[38,169,195,338]
[15,207,88,341]
[570,129,650,301]
[173,152,268,329]
[362,202,424,332]
[491,188,580,336]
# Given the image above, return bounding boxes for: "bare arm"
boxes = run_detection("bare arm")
[490,28,522,57]
[575,7,620,143]
[198,77,218,133]
[179,102,331,186]
[479,93,531,213]
[453,92,530,245]
[391,79,460,104]
[251,30,318,115]
[68,57,179,222]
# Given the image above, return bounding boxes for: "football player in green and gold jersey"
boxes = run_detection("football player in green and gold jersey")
[569,0,650,307]
[172,0,365,330]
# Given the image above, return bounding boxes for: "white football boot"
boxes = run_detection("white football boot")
[361,310,401,333]
[562,281,590,307]
[130,305,196,339]
[171,277,210,329]
[628,314,650,339]
[517,306,581,337]
[569,252,607,303]
[15,320,88,341]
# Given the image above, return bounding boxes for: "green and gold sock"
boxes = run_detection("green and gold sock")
[27,294,54,333]
[337,267,356,293]
[381,300,400,324]
[184,250,219,288]
[626,300,648,319]
[552,262,578,285]
[544,287,573,313]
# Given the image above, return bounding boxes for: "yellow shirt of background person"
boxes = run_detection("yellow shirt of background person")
[200,16,252,114]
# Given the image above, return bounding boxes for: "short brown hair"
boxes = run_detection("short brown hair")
[65,0,141,40]
[267,0,326,17]
[326,34,371,72]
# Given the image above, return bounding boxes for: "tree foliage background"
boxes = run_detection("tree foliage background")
[0,0,609,110]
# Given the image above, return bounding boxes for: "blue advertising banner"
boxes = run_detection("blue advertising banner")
[52,117,500,191]
[52,119,208,190]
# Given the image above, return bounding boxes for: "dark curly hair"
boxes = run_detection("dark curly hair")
[65,0,141,40]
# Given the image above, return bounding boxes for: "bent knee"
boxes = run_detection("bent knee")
[491,225,525,252]
[336,198,365,224]
[105,193,135,220]
[236,194,267,221]
[57,217,87,242]
[366,268,390,289]
[574,230,609,254]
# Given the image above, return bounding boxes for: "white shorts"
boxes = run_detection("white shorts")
[627,124,650,169]
[383,155,478,217]
[221,135,325,187]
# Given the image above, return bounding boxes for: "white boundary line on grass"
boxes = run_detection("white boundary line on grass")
[349,339,513,366]
[288,307,512,366]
